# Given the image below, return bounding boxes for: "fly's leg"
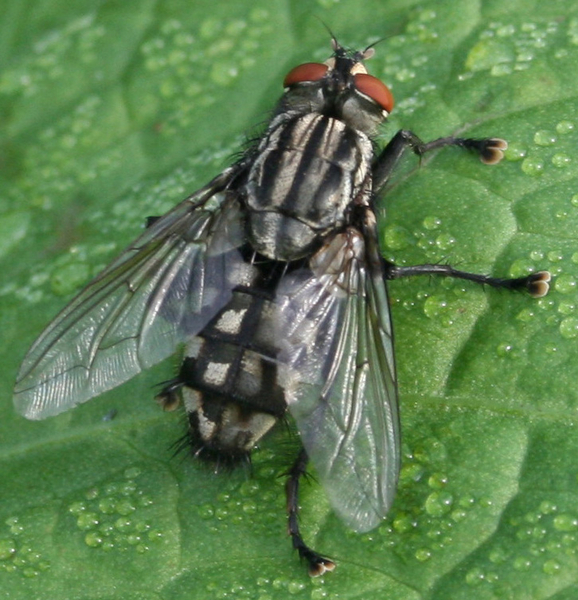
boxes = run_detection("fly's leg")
[286,448,335,577]
[373,130,551,296]
[386,263,551,298]
[373,129,507,191]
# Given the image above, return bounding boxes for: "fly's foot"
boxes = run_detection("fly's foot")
[522,270,551,298]
[298,545,336,577]
[465,137,508,164]
[494,270,551,297]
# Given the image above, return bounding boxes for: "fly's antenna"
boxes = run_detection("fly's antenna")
[361,36,390,61]
[311,16,343,54]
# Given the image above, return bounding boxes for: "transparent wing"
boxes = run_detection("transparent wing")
[14,168,248,420]
[277,226,399,533]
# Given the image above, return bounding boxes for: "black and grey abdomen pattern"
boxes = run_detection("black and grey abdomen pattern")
[176,267,288,461]
[245,113,374,261]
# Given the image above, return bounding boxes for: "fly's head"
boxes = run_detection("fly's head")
[280,38,394,136]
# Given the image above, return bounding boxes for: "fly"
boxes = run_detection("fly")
[13,37,551,576]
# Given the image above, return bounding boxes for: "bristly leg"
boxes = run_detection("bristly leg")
[372,130,508,192]
[386,264,551,298]
[286,448,335,577]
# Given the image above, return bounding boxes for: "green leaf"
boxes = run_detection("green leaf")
[1,0,576,598]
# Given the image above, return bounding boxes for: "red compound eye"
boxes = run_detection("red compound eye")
[354,73,394,113]
[283,63,328,87]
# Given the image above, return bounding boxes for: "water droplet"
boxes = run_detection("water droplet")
[400,462,425,483]
[456,496,475,510]
[539,501,558,514]
[424,491,453,517]
[242,500,257,515]
[148,529,163,542]
[126,533,142,546]
[532,526,547,541]
[496,342,517,358]
[115,499,136,516]
[547,250,564,262]
[558,299,576,315]
[415,548,432,562]
[68,501,86,516]
[239,480,260,497]
[117,482,136,499]
[428,473,448,490]
[311,587,328,600]
[513,556,532,571]
[553,514,578,531]
[0,539,16,561]
[504,143,527,161]
[417,236,436,251]
[524,510,541,524]
[555,274,577,294]
[509,258,539,279]
[552,153,571,168]
[435,233,456,251]
[489,546,508,564]
[4,519,22,539]
[98,497,117,515]
[465,567,485,585]
[138,495,153,508]
[521,157,544,176]
[556,120,575,134]
[215,507,229,520]
[543,559,561,575]
[534,130,557,146]
[383,224,413,251]
[423,215,441,230]
[287,580,306,594]
[450,509,467,522]
[134,521,150,534]
[423,295,448,319]
[198,504,215,520]
[114,517,133,532]
[480,497,494,509]
[104,482,121,496]
[393,514,415,534]
[556,210,569,220]
[559,317,578,339]
[217,491,231,503]
[77,512,99,530]
[84,531,103,548]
